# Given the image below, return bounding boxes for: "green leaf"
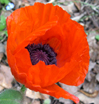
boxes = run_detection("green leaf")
[0,0,9,4]
[95,35,99,41]
[0,89,23,104]
[0,15,6,23]
[43,99,51,104]
[0,15,6,31]
[0,23,6,31]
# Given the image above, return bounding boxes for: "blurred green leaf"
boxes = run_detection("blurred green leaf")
[0,15,6,31]
[0,89,23,104]
[0,23,6,31]
[0,15,6,23]
[43,99,51,104]
[0,0,9,5]
[95,35,99,41]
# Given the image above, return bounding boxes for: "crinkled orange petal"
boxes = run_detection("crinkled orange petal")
[14,47,32,73]
[59,20,90,85]
[60,53,89,86]
[6,2,70,54]
[25,82,79,103]
[7,49,27,84]
[13,16,58,54]
[27,61,74,87]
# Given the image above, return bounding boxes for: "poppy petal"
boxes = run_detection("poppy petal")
[13,16,58,55]
[59,20,90,85]
[44,84,79,103]
[7,3,70,54]
[7,49,27,84]
[60,54,89,86]
[25,82,79,103]
[14,47,32,74]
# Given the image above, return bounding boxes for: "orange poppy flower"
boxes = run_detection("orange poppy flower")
[6,2,89,103]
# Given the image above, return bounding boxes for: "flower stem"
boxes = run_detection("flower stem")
[21,85,26,93]
[20,85,27,104]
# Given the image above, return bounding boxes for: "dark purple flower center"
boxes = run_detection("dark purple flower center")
[25,43,57,65]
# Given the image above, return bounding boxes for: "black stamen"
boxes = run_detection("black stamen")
[25,43,57,65]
